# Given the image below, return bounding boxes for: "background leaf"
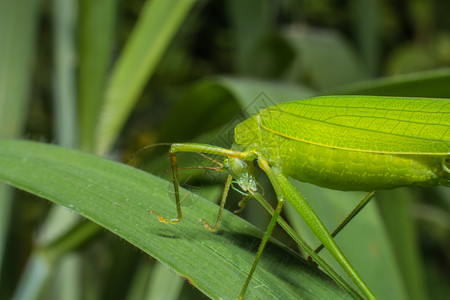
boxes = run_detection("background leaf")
[95,0,198,155]
[0,0,43,294]
[78,0,119,152]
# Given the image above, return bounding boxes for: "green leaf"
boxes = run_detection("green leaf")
[377,189,428,300]
[283,28,368,90]
[338,67,450,98]
[352,0,379,76]
[0,139,351,300]
[53,0,77,148]
[0,0,43,289]
[78,0,119,152]
[95,0,197,155]
[227,0,274,75]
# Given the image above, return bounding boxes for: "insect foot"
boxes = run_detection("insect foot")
[148,210,181,224]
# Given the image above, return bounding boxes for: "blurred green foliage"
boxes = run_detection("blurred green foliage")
[1,0,450,299]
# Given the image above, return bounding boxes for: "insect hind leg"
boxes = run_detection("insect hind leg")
[313,191,376,254]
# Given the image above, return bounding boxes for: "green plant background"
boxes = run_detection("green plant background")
[0,0,449,299]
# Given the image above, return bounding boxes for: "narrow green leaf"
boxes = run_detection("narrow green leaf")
[95,0,197,155]
[377,189,428,300]
[53,0,77,148]
[0,0,42,138]
[0,139,351,300]
[0,0,43,291]
[78,0,119,152]
[13,222,101,300]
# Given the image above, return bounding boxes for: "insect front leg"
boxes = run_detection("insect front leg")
[148,143,252,225]
[148,146,183,224]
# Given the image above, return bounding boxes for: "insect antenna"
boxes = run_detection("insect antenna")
[197,152,224,168]
[162,165,224,173]
[159,153,225,173]
[124,143,172,165]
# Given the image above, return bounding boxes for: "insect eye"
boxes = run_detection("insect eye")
[223,158,230,169]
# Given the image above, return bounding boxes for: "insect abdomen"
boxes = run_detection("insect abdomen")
[277,138,448,191]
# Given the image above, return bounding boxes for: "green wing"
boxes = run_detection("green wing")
[260,95,450,155]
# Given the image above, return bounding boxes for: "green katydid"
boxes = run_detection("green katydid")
[147,95,450,299]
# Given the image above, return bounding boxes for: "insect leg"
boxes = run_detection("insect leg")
[200,174,233,232]
[233,193,253,213]
[233,180,265,213]
[273,172,375,299]
[148,143,253,224]
[237,161,285,299]
[148,146,183,224]
[171,143,257,160]
[314,191,376,254]
[252,192,364,299]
